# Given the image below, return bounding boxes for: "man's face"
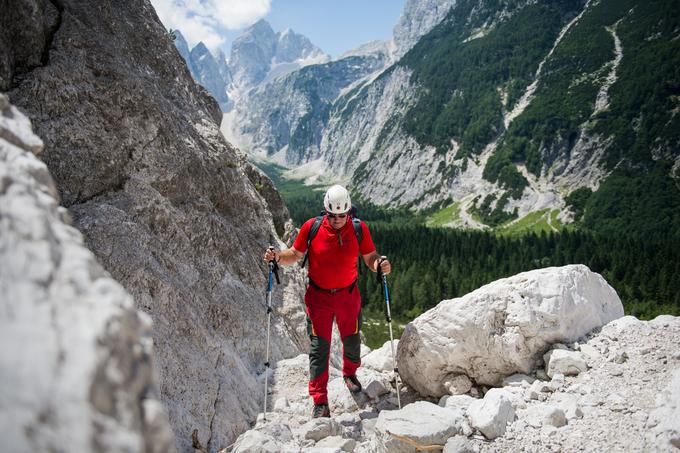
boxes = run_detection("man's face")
[327,211,349,230]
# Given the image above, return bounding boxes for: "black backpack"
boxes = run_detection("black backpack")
[301,206,363,270]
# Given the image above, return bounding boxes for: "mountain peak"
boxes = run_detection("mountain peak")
[192,41,209,55]
[245,18,275,37]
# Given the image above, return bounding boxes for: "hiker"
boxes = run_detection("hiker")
[263,184,391,418]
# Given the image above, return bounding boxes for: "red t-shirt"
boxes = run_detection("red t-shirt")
[293,216,376,289]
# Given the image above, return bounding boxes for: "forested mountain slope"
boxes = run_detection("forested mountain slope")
[252,0,680,236]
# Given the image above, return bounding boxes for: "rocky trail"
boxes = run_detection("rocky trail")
[228,267,680,453]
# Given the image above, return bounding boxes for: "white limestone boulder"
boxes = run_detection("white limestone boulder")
[374,401,466,452]
[439,394,477,412]
[362,340,399,373]
[397,265,623,396]
[328,376,370,414]
[443,436,475,453]
[300,418,343,441]
[468,388,515,439]
[544,349,588,377]
[0,95,175,452]
[358,368,392,400]
[647,369,680,450]
[315,436,357,452]
[231,431,278,453]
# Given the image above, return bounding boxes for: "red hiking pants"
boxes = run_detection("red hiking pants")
[304,283,362,405]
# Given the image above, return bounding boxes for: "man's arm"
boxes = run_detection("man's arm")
[264,247,304,266]
[362,251,391,274]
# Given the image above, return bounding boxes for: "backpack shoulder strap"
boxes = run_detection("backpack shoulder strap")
[301,215,324,268]
[352,217,364,274]
[352,217,363,245]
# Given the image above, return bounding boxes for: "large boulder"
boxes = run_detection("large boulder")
[398,265,623,396]
[3,1,307,450]
[544,349,588,377]
[0,94,175,452]
[374,401,466,452]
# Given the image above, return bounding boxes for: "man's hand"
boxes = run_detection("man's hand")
[377,256,391,275]
[263,248,280,263]
[263,247,303,266]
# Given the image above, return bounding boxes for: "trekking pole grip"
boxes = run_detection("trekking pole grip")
[268,246,281,284]
[376,256,386,283]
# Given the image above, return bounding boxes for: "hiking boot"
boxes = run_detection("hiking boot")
[312,403,330,418]
[343,375,362,393]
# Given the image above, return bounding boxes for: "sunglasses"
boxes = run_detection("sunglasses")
[326,212,347,219]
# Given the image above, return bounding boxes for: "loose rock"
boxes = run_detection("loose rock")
[468,389,516,439]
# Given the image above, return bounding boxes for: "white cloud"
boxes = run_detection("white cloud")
[213,0,271,29]
[151,0,271,49]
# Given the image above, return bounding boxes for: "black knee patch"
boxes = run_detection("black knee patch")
[306,315,314,337]
[343,333,361,364]
[309,335,330,380]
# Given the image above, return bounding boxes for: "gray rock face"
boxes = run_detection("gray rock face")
[275,28,324,64]
[0,93,175,452]
[244,162,292,238]
[392,0,458,58]
[173,20,327,114]
[5,1,306,451]
[0,0,60,91]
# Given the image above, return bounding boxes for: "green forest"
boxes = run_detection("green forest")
[258,162,680,348]
[392,0,680,221]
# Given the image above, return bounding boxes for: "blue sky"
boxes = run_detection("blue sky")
[151,0,406,59]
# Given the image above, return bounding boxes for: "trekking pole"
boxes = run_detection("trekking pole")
[377,256,401,409]
[263,246,280,421]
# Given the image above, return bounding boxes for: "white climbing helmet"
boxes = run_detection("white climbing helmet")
[323,184,351,214]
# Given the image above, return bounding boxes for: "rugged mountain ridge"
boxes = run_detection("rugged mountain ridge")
[234,0,680,233]
[228,20,329,95]
[174,20,329,114]
[3,1,307,451]
[220,0,460,171]
[189,40,231,110]
[340,0,680,230]
[222,50,391,164]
